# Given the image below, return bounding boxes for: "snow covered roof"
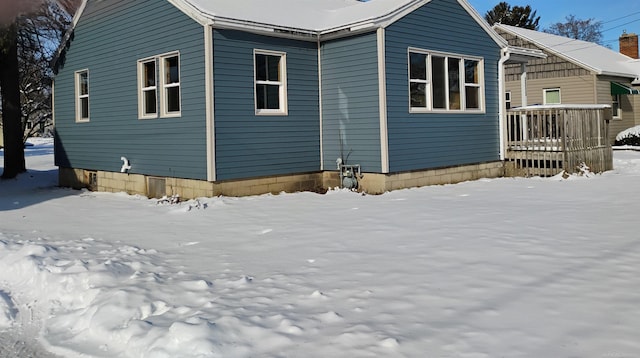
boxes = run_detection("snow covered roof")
[182,0,422,33]
[169,0,506,44]
[494,24,640,79]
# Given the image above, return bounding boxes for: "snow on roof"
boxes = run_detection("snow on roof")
[182,0,424,33]
[495,24,640,79]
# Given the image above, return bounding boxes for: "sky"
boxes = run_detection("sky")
[2,138,640,357]
[468,0,640,50]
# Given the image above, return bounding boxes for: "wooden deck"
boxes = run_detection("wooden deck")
[505,105,613,177]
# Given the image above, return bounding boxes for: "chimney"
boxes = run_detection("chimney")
[620,31,639,59]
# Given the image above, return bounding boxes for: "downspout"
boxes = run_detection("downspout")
[318,33,324,170]
[204,23,216,181]
[498,48,510,161]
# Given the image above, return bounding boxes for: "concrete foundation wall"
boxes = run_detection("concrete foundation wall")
[59,161,505,199]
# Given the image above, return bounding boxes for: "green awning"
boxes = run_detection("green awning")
[611,82,640,95]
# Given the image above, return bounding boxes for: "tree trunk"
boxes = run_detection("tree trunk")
[0,24,26,179]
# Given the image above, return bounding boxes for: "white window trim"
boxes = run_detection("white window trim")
[612,94,622,119]
[543,88,561,105]
[408,49,432,110]
[408,48,485,114]
[505,91,512,110]
[137,58,158,119]
[254,49,288,116]
[160,52,181,118]
[75,69,90,122]
[137,51,181,119]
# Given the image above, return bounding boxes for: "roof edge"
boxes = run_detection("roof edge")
[51,0,88,72]
[458,0,508,49]
[493,23,603,74]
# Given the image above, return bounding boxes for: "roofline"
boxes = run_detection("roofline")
[493,23,639,79]
[457,0,508,49]
[51,0,88,72]
[172,0,509,46]
[52,0,510,68]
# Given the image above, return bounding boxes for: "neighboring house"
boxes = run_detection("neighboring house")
[494,24,640,143]
[53,0,532,198]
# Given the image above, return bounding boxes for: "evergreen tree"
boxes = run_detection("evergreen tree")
[485,2,540,30]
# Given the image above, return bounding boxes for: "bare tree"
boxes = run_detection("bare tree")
[544,15,604,45]
[1,0,75,178]
[0,22,24,178]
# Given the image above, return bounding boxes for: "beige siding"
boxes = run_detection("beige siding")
[496,28,591,82]
[596,75,638,142]
[505,75,596,107]
[497,27,640,144]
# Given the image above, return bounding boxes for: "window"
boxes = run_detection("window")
[543,88,561,104]
[139,60,157,117]
[409,49,484,112]
[161,55,180,116]
[75,70,89,122]
[137,52,180,119]
[505,91,512,110]
[612,94,621,118]
[254,50,287,115]
[409,52,429,108]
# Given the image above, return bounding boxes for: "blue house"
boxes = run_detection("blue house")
[53,0,520,198]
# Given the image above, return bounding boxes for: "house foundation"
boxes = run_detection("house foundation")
[59,161,505,199]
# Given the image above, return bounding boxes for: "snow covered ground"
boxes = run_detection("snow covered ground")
[1,138,640,358]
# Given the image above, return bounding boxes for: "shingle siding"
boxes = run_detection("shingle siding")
[321,32,382,173]
[54,0,207,179]
[384,0,502,172]
[213,29,320,181]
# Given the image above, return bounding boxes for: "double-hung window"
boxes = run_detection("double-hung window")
[612,94,621,119]
[75,69,90,122]
[140,60,157,118]
[161,55,180,116]
[254,50,287,115]
[409,49,484,112]
[138,52,181,119]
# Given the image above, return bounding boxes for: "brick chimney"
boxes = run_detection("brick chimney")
[620,32,639,59]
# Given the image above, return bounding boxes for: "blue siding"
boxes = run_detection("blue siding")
[385,0,502,172]
[54,0,207,179]
[321,32,382,173]
[213,30,320,181]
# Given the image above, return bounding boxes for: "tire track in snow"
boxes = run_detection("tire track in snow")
[0,290,63,358]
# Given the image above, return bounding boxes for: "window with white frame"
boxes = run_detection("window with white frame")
[161,55,180,116]
[505,91,512,109]
[137,52,180,119]
[254,50,287,115]
[409,49,484,112]
[543,88,561,104]
[75,69,89,121]
[612,94,621,118]
[139,59,157,118]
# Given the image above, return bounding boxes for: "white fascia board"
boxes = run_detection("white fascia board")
[600,71,639,79]
[69,0,87,28]
[458,0,508,49]
[319,0,430,39]
[211,18,318,41]
[51,0,87,71]
[167,0,209,25]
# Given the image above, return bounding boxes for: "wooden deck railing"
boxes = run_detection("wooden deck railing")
[505,105,613,177]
